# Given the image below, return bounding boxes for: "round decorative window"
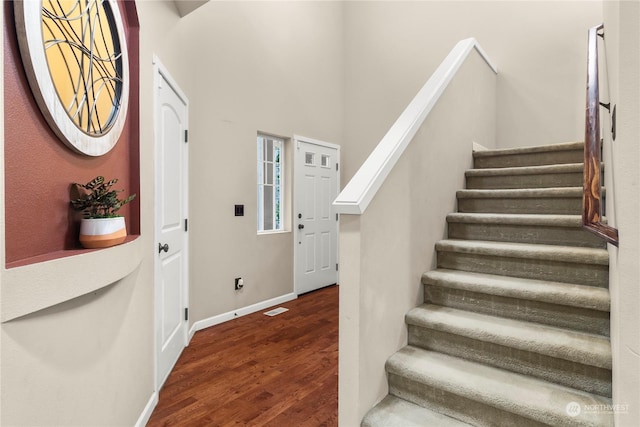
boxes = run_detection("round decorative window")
[14,0,129,156]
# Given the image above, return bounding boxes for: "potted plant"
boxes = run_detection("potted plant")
[70,176,136,249]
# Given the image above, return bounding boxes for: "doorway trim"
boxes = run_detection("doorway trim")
[152,55,190,392]
[293,135,341,295]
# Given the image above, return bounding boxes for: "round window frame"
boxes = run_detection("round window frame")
[14,0,129,157]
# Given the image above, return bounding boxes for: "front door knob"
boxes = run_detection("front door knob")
[298,224,304,230]
[158,243,169,253]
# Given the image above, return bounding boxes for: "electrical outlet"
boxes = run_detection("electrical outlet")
[235,277,244,290]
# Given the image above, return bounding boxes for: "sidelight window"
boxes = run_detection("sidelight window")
[257,134,284,232]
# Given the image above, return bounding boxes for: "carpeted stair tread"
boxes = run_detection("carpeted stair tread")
[456,188,587,215]
[361,395,471,427]
[387,346,613,427]
[466,162,585,177]
[465,163,586,189]
[406,304,611,369]
[435,239,609,266]
[473,141,584,158]
[472,142,585,168]
[422,269,610,311]
[366,139,613,425]
[447,212,588,227]
[446,213,606,248]
[457,187,585,199]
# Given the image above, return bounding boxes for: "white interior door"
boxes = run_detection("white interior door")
[294,137,340,295]
[154,58,189,389]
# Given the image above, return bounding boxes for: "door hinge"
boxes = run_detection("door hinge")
[336,162,339,171]
[336,213,339,221]
[184,307,189,321]
[184,218,188,232]
[184,129,189,143]
[336,263,339,271]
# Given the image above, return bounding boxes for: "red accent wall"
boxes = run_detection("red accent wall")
[3,1,140,266]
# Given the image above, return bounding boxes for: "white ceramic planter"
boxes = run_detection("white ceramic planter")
[79,217,127,249]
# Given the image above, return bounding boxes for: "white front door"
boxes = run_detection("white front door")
[294,137,340,295]
[154,58,189,388]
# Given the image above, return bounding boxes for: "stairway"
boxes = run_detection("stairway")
[362,142,613,427]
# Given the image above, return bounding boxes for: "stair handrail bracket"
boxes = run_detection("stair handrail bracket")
[333,38,497,215]
[583,24,619,246]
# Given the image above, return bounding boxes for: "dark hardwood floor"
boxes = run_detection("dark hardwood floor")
[147,285,338,427]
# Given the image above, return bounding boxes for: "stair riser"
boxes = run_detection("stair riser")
[457,197,582,215]
[437,252,608,287]
[424,286,610,336]
[474,150,583,169]
[448,223,606,248]
[466,172,583,189]
[408,327,612,397]
[388,374,551,427]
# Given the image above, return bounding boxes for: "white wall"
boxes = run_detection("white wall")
[602,1,640,425]
[342,1,602,185]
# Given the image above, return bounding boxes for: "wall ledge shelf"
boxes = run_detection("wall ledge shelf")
[2,235,143,323]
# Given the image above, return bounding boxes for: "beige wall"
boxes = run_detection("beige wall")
[339,50,497,426]
[179,1,344,323]
[1,273,152,426]
[1,1,344,424]
[342,1,602,184]
[0,1,343,424]
[3,1,630,425]
[0,2,183,425]
[602,1,640,425]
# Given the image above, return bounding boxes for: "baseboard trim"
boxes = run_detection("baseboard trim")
[135,391,158,427]
[188,292,298,340]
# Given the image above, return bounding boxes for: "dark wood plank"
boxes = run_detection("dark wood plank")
[147,285,338,427]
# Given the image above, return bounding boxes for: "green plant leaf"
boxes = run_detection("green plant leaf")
[70,176,136,219]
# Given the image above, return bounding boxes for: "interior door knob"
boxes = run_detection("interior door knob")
[158,243,169,253]
[298,224,304,230]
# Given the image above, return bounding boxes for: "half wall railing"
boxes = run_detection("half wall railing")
[333,38,497,215]
[333,38,498,426]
